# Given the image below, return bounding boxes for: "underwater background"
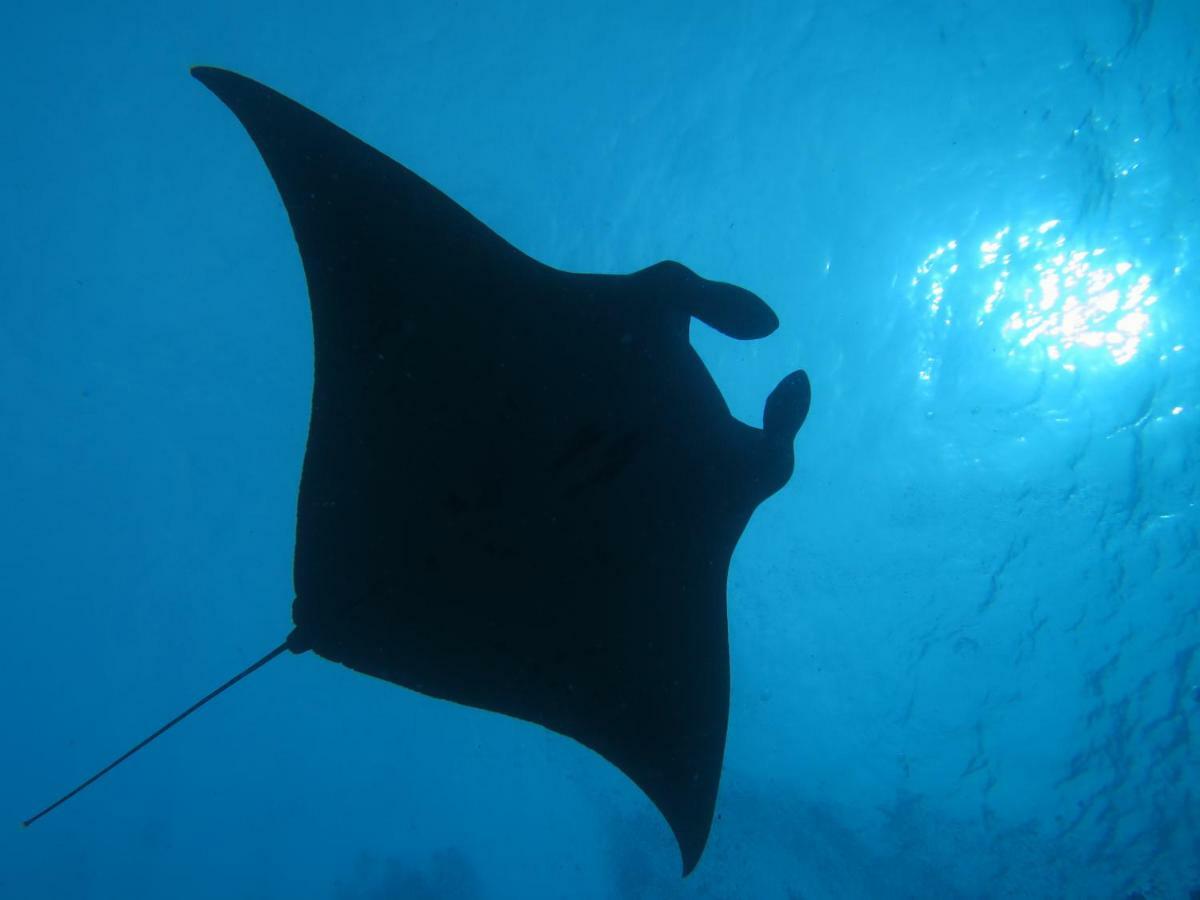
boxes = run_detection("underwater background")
[2,0,1198,897]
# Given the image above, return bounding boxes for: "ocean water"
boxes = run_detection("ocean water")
[2,1,1197,898]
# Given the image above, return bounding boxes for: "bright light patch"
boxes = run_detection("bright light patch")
[912,220,1159,370]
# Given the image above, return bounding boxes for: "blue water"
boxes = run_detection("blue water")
[3,1,1198,897]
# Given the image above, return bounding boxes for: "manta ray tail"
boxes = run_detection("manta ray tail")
[21,635,303,827]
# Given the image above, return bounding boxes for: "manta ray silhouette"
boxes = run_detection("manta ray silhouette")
[24,67,811,876]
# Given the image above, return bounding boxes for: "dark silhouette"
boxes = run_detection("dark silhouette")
[24,67,810,877]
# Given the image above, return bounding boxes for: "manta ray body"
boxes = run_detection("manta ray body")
[25,68,811,877]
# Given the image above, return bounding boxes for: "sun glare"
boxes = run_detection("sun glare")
[912,220,1160,376]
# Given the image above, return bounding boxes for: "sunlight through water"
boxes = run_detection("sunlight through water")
[911,220,1171,381]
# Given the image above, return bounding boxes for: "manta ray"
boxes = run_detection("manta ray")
[25,67,811,876]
